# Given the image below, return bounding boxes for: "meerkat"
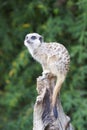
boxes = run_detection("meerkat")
[24,33,70,118]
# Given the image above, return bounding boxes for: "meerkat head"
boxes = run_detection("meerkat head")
[24,33,43,50]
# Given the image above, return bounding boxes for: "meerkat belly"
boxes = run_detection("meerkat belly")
[33,53,48,69]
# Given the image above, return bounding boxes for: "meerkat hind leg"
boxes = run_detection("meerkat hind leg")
[52,74,65,118]
[52,74,65,106]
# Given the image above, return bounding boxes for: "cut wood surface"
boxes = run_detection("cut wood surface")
[33,74,74,130]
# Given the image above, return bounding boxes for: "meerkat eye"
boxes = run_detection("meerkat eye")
[31,36,37,40]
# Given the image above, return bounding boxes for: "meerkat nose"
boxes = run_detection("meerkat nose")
[27,40,30,44]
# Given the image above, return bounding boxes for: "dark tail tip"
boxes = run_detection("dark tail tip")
[53,105,58,119]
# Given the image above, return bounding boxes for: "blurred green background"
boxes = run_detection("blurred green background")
[0,0,87,130]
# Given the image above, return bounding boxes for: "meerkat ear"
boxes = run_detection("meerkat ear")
[39,36,44,43]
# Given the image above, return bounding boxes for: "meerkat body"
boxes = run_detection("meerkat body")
[24,33,70,118]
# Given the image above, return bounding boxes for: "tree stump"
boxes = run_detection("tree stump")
[33,74,74,130]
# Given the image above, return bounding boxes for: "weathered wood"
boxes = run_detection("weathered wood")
[33,74,74,130]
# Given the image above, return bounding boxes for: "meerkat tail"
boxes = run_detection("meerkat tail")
[52,74,65,118]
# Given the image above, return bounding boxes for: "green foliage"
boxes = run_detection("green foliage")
[0,0,87,129]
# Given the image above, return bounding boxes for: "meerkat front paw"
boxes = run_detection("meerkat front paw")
[42,70,50,77]
[36,95,43,104]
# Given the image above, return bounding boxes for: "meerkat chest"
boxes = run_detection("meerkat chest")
[33,46,47,64]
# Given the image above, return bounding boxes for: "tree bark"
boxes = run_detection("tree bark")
[33,74,74,130]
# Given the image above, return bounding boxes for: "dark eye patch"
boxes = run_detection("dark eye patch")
[31,36,37,40]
